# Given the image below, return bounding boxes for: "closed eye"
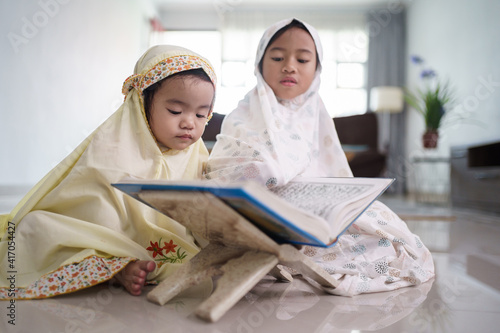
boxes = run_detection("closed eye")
[168,110,181,115]
[271,57,283,62]
[298,59,310,64]
[196,114,207,119]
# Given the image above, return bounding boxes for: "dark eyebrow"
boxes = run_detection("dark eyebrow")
[269,47,314,54]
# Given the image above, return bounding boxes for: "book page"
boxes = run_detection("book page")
[270,181,373,220]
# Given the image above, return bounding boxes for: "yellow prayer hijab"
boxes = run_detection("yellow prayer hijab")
[0,45,216,299]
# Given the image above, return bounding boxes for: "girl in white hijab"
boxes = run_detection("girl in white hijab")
[206,18,434,296]
[0,45,216,299]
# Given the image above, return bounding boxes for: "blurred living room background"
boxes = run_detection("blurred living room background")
[1,0,499,213]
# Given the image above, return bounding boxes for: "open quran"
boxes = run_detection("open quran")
[113,177,393,248]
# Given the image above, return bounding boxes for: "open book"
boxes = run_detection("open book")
[112,177,393,248]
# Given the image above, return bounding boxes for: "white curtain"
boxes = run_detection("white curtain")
[219,10,368,117]
[221,10,365,59]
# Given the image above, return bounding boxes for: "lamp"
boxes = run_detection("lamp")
[370,86,404,113]
[369,86,404,153]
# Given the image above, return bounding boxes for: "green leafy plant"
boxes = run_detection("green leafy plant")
[404,56,455,132]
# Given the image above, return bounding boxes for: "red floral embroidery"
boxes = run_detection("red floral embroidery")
[146,238,187,266]
[146,241,164,258]
[163,239,177,254]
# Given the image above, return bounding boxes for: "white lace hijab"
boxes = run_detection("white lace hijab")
[206,18,352,188]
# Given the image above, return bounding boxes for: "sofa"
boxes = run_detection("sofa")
[202,112,386,177]
[333,112,386,177]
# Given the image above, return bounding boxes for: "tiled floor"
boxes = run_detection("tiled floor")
[1,192,500,332]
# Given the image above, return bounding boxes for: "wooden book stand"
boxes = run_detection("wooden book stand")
[139,191,339,322]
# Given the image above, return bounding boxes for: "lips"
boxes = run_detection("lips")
[280,77,297,86]
[178,134,192,139]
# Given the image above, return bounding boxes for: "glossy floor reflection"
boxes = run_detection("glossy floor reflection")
[2,195,500,333]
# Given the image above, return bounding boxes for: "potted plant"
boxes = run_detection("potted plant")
[405,55,455,148]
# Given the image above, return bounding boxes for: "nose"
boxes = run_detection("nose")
[282,59,296,73]
[180,114,195,129]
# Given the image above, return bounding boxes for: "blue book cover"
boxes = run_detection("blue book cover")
[112,177,393,248]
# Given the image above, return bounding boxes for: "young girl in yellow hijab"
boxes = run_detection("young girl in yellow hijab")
[0,45,216,298]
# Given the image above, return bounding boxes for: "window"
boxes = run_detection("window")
[317,29,368,117]
[150,25,368,117]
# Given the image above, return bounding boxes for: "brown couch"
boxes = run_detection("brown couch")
[202,112,386,177]
[333,112,386,177]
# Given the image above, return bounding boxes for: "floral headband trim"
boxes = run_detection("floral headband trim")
[122,55,217,96]
[122,54,216,124]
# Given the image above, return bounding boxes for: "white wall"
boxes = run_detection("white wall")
[405,0,500,160]
[0,0,154,187]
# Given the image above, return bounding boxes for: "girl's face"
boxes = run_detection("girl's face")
[261,27,317,100]
[148,76,214,150]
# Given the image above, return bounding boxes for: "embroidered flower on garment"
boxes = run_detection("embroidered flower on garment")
[378,238,391,247]
[163,239,178,254]
[146,241,164,258]
[374,261,389,274]
[146,238,188,266]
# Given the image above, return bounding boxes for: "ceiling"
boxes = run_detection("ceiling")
[151,0,404,11]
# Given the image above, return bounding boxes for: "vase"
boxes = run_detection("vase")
[422,130,439,149]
